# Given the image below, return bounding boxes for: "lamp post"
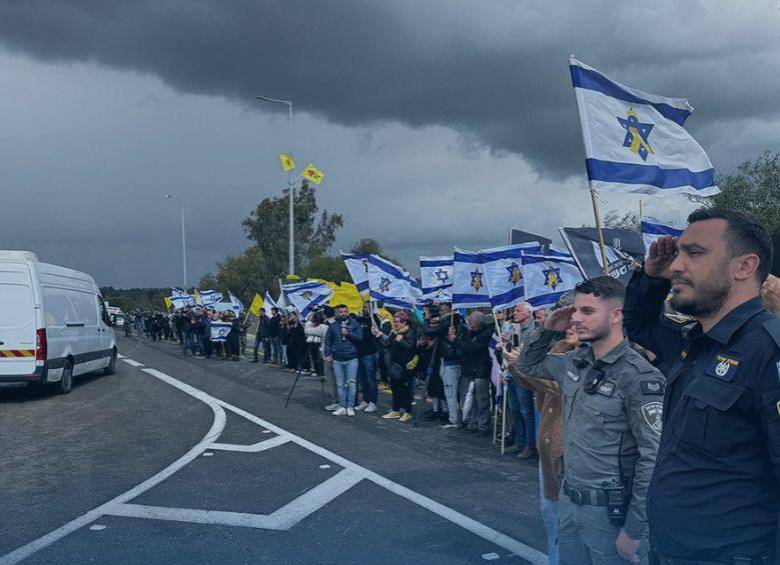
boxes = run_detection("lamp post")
[256,95,295,275]
[163,194,188,289]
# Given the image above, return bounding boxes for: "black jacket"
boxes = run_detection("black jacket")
[256,316,271,338]
[378,326,418,372]
[452,323,493,380]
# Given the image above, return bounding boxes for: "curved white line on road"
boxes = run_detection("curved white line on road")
[0,379,226,565]
[1,360,547,565]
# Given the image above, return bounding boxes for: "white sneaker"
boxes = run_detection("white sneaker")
[325,403,339,411]
[364,402,377,413]
[347,408,356,417]
[332,407,347,416]
[355,401,368,411]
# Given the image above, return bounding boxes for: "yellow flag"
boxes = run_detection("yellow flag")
[327,281,365,313]
[377,307,393,325]
[249,293,264,316]
[302,163,325,185]
[163,296,173,309]
[279,154,296,172]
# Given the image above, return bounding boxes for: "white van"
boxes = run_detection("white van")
[0,250,117,394]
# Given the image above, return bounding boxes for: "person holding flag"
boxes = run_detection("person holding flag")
[373,310,418,422]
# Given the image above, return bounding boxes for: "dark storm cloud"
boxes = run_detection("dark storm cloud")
[1,1,778,177]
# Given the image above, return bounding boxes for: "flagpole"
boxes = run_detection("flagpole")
[256,95,295,275]
[639,199,645,225]
[590,189,610,276]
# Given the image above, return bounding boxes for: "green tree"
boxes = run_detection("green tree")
[199,273,218,289]
[304,255,350,283]
[241,181,344,288]
[690,151,780,234]
[602,209,641,231]
[213,246,268,305]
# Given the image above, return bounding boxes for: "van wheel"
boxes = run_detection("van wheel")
[103,350,117,375]
[53,361,73,394]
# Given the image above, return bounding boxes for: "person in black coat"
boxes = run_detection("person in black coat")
[373,310,418,422]
[449,311,493,433]
[286,314,307,371]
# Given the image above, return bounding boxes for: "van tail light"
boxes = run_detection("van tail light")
[35,328,47,362]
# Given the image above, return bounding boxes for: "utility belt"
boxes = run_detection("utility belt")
[562,478,632,527]
[650,553,776,565]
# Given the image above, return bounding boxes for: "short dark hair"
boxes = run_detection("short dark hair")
[335,304,348,310]
[687,207,773,282]
[575,276,626,304]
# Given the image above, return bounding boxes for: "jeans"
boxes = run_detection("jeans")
[358,353,378,404]
[440,364,462,425]
[181,331,194,356]
[333,358,359,409]
[539,463,560,565]
[271,337,283,364]
[507,379,536,448]
[254,337,270,362]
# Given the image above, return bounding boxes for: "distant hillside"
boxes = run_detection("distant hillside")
[100,287,169,312]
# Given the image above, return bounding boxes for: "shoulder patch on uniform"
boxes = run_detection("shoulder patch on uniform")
[641,401,663,434]
[641,380,664,396]
[762,317,780,349]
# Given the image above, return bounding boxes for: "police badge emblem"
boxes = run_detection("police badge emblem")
[715,360,730,378]
[641,401,663,434]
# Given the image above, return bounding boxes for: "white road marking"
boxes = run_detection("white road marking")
[0,360,547,565]
[121,359,144,368]
[210,435,289,453]
[318,464,331,470]
[88,525,106,532]
[482,553,500,560]
[116,354,125,359]
[202,452,214,457]
[261,429,273,434]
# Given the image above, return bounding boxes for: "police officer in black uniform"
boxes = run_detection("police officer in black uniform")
[624,207,780,563]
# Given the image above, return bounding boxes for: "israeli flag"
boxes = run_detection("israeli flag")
[367,255,422,309]
[642,217,684,257]
[263,291,278,316]
[341,252,370,293]
[209,321,232,342]
[227,292,244,312]
[452,249,490,309]
[521,253,584,310]
[420,256,454,295]
[198,290,224,307]
[480,243,540,311]
[570,56,718,197]
[418,288,453,304]
[170,287,195,309]
[281,281,334,317]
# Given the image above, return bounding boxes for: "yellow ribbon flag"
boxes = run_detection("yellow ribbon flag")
[377,307,394,325]
[249,293,264,316]
[279,154,296,172]
[327,281,364,313]
[302,163,325,185]
[163,296,173,309]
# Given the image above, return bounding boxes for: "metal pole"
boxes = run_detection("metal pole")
[288,101,295,275]
[180,201,188,289]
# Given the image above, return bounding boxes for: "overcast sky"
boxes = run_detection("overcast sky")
[1,1,778,288]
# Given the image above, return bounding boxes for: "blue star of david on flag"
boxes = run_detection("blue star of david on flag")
[434,268,450,284]
[617,108,654,161]
[506,262,522,285]
[378,276,391,293]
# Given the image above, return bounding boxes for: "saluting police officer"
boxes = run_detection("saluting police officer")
[512,276,665,564]
[624,208,780,564]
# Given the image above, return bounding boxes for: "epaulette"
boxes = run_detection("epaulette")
[626,351,658,375]
[761,316,780,349]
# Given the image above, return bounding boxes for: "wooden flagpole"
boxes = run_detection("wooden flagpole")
[589,189,610,276]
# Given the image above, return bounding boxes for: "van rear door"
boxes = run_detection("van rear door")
[0,262,37,376]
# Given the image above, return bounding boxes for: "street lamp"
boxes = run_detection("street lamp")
[256,95,295,275]
[162,194,188,289]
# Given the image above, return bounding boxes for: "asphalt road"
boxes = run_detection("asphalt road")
[0,335,548,565]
